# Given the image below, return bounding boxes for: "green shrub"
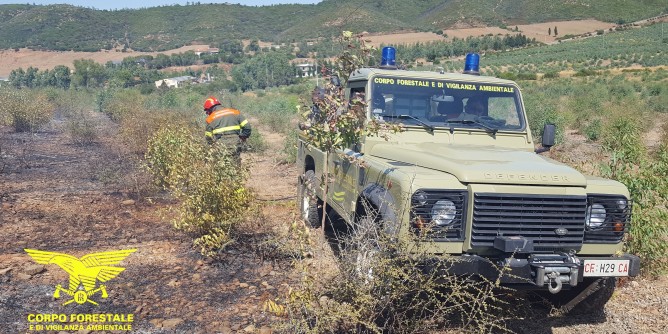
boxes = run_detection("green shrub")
[0,90,54,132]
[144,127,198,189]
[602,115,644,162]
[608,82,635,99]
[67,115,97,146]
[176,145,253,256]
[97,89,146,122]
[648,93,668,113]
[542,71,559,79]
[574,69,599,77]
[145,127,254,256]
[583,119,602,141]
[523,93,566,143]
[497,72,517,80]
[281,129,299,164]
[600,115,668,275]
[516,72,537,80]
[120,108,195,155]
[245,128,267,153]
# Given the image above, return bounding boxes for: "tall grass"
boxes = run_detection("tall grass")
[600,115,668,275]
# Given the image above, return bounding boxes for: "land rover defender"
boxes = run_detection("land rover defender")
[296,51,640,312]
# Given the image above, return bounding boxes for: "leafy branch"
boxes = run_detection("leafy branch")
[298,31,401,231]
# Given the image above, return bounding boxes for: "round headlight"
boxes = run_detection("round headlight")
[586,204,607,229]
[431,200,457,226]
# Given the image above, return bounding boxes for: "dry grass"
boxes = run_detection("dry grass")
[0,44,212,77]
[366,19,615,47]
[516,19,615,43]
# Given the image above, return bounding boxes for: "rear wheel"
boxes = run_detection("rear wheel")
[298,170,322,228]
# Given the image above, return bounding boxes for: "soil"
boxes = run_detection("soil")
[1,107,667,334]
[515,19,615,44]
[0,45,213,78]
[0,109,301,333]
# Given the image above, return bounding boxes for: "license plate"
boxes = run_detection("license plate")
[583,259,630,277]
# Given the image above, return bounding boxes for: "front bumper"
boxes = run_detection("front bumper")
[431,253,640,291]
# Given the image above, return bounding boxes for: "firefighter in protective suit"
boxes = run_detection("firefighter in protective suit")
[204,96,252,164]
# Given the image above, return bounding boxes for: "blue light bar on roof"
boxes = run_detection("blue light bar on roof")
[381,46,396,68]
[464,53,480,75]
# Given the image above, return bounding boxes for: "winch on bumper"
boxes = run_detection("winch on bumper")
[436,252,640,293]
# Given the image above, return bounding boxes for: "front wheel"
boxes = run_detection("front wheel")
[348,212,385,284]
[298,170,322,228]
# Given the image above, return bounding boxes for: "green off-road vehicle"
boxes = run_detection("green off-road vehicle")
[297,52,639,313]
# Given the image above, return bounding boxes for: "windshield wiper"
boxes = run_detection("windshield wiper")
[381,114,434,132]
[447,119,498,134]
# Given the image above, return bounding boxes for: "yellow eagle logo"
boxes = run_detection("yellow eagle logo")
[24,249,136,306]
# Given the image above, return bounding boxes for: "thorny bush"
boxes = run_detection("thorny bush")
[272,207,512,333]
[145,127,254,256]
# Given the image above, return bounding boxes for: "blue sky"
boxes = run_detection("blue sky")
[0,0,322,10]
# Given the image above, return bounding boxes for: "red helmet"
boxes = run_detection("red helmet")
[203,96,221,111]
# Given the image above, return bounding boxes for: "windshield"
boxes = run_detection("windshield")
[370,76,525,132]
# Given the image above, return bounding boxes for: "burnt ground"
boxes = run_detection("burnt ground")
[1,109,667,334]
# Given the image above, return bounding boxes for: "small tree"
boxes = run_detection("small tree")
[9,68,25,88]
[548,27,551,36]
[299,31,401,230]
[554,26,558,36]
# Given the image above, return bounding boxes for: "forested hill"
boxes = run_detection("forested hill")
[0,0,664,52]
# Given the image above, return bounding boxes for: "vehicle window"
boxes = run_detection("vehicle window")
[488,97,520,127]
[370,76,525,131]
[395,96,428,118]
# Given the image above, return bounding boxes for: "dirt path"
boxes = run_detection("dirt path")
[1,108,667,333]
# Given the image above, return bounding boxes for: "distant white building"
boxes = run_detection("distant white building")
[195,48,219,57]
[296,63,315,77]
[154,76,196,88]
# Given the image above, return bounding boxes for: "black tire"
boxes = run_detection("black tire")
[351,215,381,283]
[540,277,616,315]
[298,170,322,228]
[569,277,616,315]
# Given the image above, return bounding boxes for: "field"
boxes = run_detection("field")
[0,44,211,78]
[481,23,668,74]
[0,19,620,78]
[514,19,616,43]
[363,19,614,47]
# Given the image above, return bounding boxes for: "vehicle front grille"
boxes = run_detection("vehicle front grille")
[471,193,587,251]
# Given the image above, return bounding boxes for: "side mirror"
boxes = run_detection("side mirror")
[535,123,556,153]
[330,75,341,87]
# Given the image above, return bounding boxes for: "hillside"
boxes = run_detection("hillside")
[0,0,664,52]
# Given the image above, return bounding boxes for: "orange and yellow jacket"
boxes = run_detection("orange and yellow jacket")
[205,105,251,142]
